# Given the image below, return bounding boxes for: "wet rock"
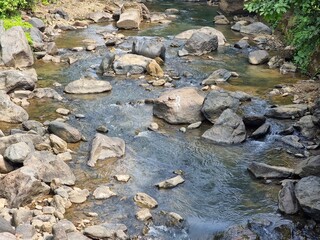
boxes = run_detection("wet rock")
[69,188,90,203]
[250,123,270,139]
[281,135,304,149]
[294,155,320,177]
[0,91,29,123]
[202,109,246,144]
[0,215,15,234]
[113,54,152,75]
[0,26,34,67]
[88,133,125,167]
[56,108,70,116]
[32,88,63,101]
[247,161,294,179]
[222,224,258,240]
[100,52,115,73]
[48,121,82,143]
[88,12,113,23]
[0,166,50,207]
[248,50,269,65]
[22,120,46,136]
[16,223,36,239]
[136,208,152,221]
[295,176,320,221]
[64,78,112,94]
[183,32,218,56]
[132,37,166,60]
[117,2,142,29]
[93,186,116,200]
[265,104,308,119]
[153,87,204,124]
[202,69,233,85]
[243,115,266,128]
[234,39,249,49]
[280,62,297,74]
[294,115,319,139]
[28,17,45,32]
[231,20,248,32]
[278,181,299,214]
[0,69,37,93]
[156,175,185,189]
[214,15,229,25]
[4,142,32,164]
[268,56,284,69]
[146,60,164,77]
[0,155,14,173]
[96,125,108,133]
[187,121,202,129]
[175,27,226,46]
[134,192,158,209]
[84,223,127,239]
[240,22,272,35]
[114,175,131,183]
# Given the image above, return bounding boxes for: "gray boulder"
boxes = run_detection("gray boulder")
[201,90,240,123]
[250,123,270,139]
[0,69,37,93]
[311,98,320,125]
[84,223,127,239]
[153,87,205,124]
[0,26,34,67]
[234,39,250,49]
[202,69,233,85]
[0,91,29,123]
[113,54,152,75]
[240,22,272,35]
[247,161,294,179]
[0,216,15,234]
[0,166,50,207]
[294,115,319,139]
[22,120,46,136]
[202,109,246,144]
[278,181,299,214]
[48,121,82,143]
[28,17,45,32]
[132,37,166,60]
[295,176,320,221]
[64,78,112,94]
[30,27,44,48]
[265,104,308,119]
[117,2,142,29]
[281,135,304,149]
[294,155,320,177]
[100,52,115,73]
[88,133,125,167]
[4,142,32,164]
[183,32,218,56]
[16,224,36,239]
[248,50,269,65]
[231,20,248,32]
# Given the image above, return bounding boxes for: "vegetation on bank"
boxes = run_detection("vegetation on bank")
[244,0,320,74]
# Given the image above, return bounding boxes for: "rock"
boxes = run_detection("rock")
[96,125,108,133]
[12,208,33,226]
[278,181,299,214]
[69,188,90,204]
[281,135,304,149]
[248,50,269,65]
[86,45,96,51]
[0,215,15,234]
[4,142,32,164]
[113,54,152,75]
[0,91,29,123]
[67,231,90,240]
[222,225,258,240]
[51,195,70,214]
[0,155,14,173]
[294,115,319,139]
[136,208,152,221]
[156,175,185,189]
[57,152,72,162]
[0,26,34,67]
[16,224,36,239]
[0,166,50,207]
[153,87,204,124]
[32,88,63,100]
[64,78,112,94]
[243,115,266,128]
[265,104,308,119]
[88,12,113,23]
[46,42,58,56]
[187,121,202,129]
[132,37,166,60]
[234,39,250,49]
[84,223,127,239]
[219,0,246,15]
[22,120,45,136]
[268,56,284,69]
[93,186,116,199]
[146,60,164,77]
[48,121,82,143]
[88,133,125,167]
[50,134,68,154]
[56,108,70,116]
[175,27,226,46]
[134,193,158,209]
[117,2,142,29]
[100,52,115,73]
[231,20,248,32]
[148,122,159,131]
[201,90,240,123]
[0,233,16,240]
[240,22,272,35]
[280,62,297,74]
[294,155,320,177]
[202,69,232,85]
[52,219,77,239]
[0,69,37,93]
[183,32,218,55]
[152,79,166,86]
[250,123,270,139]
[202,109,246,144]
[214,15,230,25]
[28,17,45,32]
[295,176,320,221]
[114,175,131,182]
[24,151,76,185]
[247,161,294,179]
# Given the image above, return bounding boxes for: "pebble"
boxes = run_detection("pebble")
[148,122,159,131]
[179,127,186,133]
[56,108,70,115]
[96,125,108,133]
[75,114,85,119]
[93,186,117,200]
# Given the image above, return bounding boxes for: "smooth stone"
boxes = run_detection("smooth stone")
[134,192,158,209]
[113,54,152,75]
[93,186,116,200]
[0,91,29,123]
[0,69,37,93]
[64,78,112,94]
[248,50,269,65]
[187,121,202,129]
[68,188,90,204]
[247,161,294,179]
[148,122,159,131]
[48,121,82,143]
[136,208,152,221]
[96,125,108,133]
[202,69,232,85]
[49,134,68,154]
[132,37,166,60]
[240,22,272,35]
[56,108,70,115]
[114,175,131,183]
[4,142,31,164]
[265,104,308,119]
[156,175,185,189]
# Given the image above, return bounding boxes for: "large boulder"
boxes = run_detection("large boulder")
[4,142,32,164]
[265,104,308,119]
[219,0,246,15]
[201,90,240,123]
[294,115,319,139]
[116,2,142,29]
[0,91,29,123]
[153,87,205,124]
[175,27,226,46]
[24,151,75,185]
[202,109,246,144]
[64,78,112,94]
[202,69,233,85]
[113,54,152,75]
[48,121,82,143]
[182,32,218,56]
[0,69,37,93]
[294,155,320,177]
[247,161,294,179]
[278,181,299,214]
[132,37,166,60]
[0,26,34,67]
[295,176,320,221]
[248,50,269,65]
[28,17,45,32]
[0,166,50,207]
[240,22,272,35]
[88,133,125,167]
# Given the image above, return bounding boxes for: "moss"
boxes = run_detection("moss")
[2,15,33,44]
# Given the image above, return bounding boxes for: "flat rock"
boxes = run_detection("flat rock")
[69,188,90,203]
[294,155,320,177]
[0,69,37,93]
[250,123,270,139]
[32,88,63,101]
[93,186,116,199]
[114,175,131,182]
[278,181,299,214]
[248,50,269,65]
[0,91,29,123]
[56,108,70,115]
[281,135,304,149]
[136,208,152,221]
[247,161,294,179]
[240,22,272,35]
[64,78,112,94]
[88,12,112,23]
[156,175,185,189]
[88,133,125,167]
[265,104,308,119]
[113,54,152,75]
[48,121,82,143]
[202,69,232,85]
[134,192,158,209]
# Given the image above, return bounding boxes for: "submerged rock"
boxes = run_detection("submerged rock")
[156,175,185,189]
[0,91,29,123]
[134,192,158,209]
[247,161,294,179]
[64,78,112,94]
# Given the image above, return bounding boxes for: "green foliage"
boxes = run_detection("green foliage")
[0,0,35,18]
[3,16,33,44]
[244,0,320,73]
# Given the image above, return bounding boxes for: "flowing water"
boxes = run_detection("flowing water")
[22,1,317,239]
